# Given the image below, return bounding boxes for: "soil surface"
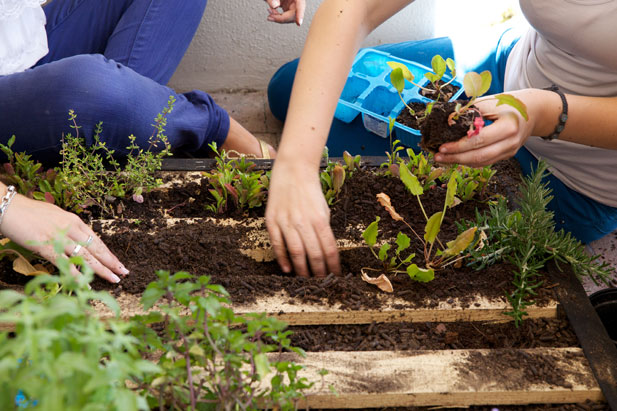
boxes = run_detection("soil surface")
[287,317,577,352]
[76,160,556,314]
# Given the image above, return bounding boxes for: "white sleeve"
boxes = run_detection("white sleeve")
[0,0,49,75]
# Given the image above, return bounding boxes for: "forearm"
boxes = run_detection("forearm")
[275,0,414,173]
[531,89,617,149]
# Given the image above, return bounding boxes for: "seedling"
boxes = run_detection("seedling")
[447,70,528,135]
[203,142,269,213]
[319,148,347,206]
[363,167,480,283]
[388,55,456,114]
[387,55,528,148]
[342,150,361,178]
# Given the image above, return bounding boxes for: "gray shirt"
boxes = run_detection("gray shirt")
[504,0,617,207]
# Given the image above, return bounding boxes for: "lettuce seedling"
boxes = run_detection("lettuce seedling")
[362,167,481,283]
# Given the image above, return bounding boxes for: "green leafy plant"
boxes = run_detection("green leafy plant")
[319,148,346,206]
[0,237,157,410]
[131,270,313,410]
[363,166,480,283]
[458,161,615,326]
[203,142,270,213]
[442,164,497,202]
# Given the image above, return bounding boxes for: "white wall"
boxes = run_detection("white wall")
[168,0,437,93]
[168,0,521,93]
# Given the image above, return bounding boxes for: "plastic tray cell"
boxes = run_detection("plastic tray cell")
[334,76,371,123]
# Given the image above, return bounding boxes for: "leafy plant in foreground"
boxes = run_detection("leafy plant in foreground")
[131,270,313,410]
[203,142,270,213]
[458,161,615,326]
[0,237,156,410]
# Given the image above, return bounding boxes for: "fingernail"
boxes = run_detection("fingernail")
[440,146,448,153]
[119,265,130,275]
[435,154,443,162]
[111,274,121,283]
[271,0,280,8]
[267,16,275,21]
[298,18,303,26]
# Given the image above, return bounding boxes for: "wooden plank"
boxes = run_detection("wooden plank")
[272,348,602,408]
[90,290,557,326]
[548,261,617,409]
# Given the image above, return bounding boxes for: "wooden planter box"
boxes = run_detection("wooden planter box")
[2,157,616,409]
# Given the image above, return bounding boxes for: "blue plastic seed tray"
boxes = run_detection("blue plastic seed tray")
[334,48,465,148]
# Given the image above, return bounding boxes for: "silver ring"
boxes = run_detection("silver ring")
[85,235,94,248]
[71,244,82,257]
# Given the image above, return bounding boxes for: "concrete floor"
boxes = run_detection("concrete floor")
[212,89,617,295]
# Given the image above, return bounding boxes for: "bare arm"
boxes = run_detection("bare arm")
[266,0,414,278]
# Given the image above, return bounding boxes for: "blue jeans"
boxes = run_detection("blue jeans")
[267,26,617,243]
[0,0,229,164]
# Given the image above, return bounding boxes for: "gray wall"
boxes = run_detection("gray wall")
[168,0,437,92]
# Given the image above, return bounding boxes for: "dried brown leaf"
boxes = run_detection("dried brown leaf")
[361,270,394,293]
[376,193,403,221]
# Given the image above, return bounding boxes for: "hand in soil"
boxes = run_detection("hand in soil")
[1,193,129,283]
[434,89,536,167]
[266,162,341,278]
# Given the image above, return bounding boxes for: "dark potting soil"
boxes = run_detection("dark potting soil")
[419,79,460,102]
[394,102,428,131]
[83,159,558,313]
[287,317,578,352]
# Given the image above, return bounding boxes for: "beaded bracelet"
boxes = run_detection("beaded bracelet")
[542,85,568,141]
[0,185,17,230]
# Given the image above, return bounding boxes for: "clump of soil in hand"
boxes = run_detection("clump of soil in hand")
[420,101,480,153]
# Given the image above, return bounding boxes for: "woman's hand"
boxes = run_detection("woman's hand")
[434,89,541,167]
[265,160,340,278]
[265,0,305,26]
[0,191,129,283]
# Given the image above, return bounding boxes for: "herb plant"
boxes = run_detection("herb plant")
[0,235,313,410]
[458,161,614,326]
[131,270,313,410]
[0,238,157,410]
[0,98,175,216]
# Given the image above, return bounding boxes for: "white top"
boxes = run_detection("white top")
[0,0,48,76]
[504,0,617,207]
